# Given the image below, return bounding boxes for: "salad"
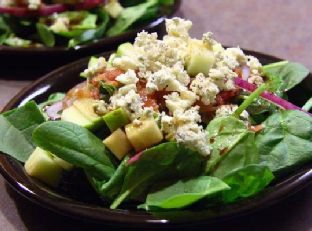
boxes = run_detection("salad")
[0,0,174,48]
[0,17,312,212]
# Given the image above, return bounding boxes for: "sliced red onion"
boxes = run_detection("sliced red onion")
[39,4,67,16]
[45,101,63,121]
[241,65,250,81]
[73,0,103,10]
[234,77,312,116]
[0,4,67,17]
[127,151,144,165]
[0,6,30,17]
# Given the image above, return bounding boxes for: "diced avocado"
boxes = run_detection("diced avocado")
[104,0,124,18]
[116,42,135,57]
[73,99,101,121]
[61,106,92,127]
[52,155,73,171]
[125,118,163,151]
[186,39,215,76]
[25,147,63,187]
[103,108,130,132]
[73,98,104,129]
[103,128,133,160]
[88,56,99,68]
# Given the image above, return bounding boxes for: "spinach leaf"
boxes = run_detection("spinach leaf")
[140,176,229,210]
[0,15,11,32]
[72,14,97,30]
[107,0,158,36]
[0,101,45,162]
[39,92,65,109]
[212,132,259,179]
[99,81,117,102]
[222,165,274,203]
[205,116,248,173]
[256,110,312,174]
[88,156,129,201]
[0,116,34,162]
[32,121,116,180]
[262,61,309,92]
[302,97,312,112]
[110,142,205,209]
[68,10,109,48]
[36,23,55,47]
[3,35,31,47]
[3,101,46,144]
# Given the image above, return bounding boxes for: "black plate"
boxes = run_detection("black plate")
[0,50,311,227]
[0,0,181,73]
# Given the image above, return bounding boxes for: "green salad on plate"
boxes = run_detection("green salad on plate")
[0,17,311,212]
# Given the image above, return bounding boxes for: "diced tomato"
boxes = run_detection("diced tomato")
[92,68,123,88]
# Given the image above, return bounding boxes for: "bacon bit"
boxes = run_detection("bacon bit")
[220,147,228,155]
[196,100,216,122]
[234,67,242,77]
[216,89,240,106]
[250,124,264,133]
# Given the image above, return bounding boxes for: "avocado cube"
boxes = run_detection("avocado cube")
[103,108,130,132]
[52,155,73,171]
[125,119,163,151]
[103,128,133,160]
[186,39,215,76]
[61,106,96,130]
[116,42,135,57]
[25,147,63,187]
[61,99,104,130]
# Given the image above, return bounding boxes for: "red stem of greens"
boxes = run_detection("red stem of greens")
[234,77,312,117]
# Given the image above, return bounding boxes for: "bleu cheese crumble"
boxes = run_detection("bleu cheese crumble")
[86,17,265,156]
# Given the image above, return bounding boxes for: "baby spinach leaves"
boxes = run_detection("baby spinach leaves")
[0,101,45,162]
[110,142,205,209]
[140,176,230,210]
[32,121,116,180]
[205,116,249,173]
[256,110,312,174]
[212,132,259,179]
[36,23,55,47]
[107,0,158,36]
[222,165,274,203]
[262,61,309,92]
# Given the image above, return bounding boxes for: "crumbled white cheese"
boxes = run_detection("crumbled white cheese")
[0,0,14,7]
[116,69,138,85]
[109,85,143,120]
[28,0,40,9]
[113,56,138,71]
[81,57,107,79]
[216,104,249,119]
[190,73,220,105]
[247,56,264,85]
[165,17,192,39]
[145,62,190,93]
[164,91,197,113]
[160,106,211,156]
